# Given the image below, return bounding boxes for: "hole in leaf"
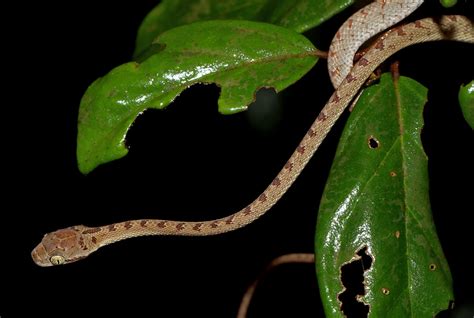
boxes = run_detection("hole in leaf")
[429,263,437,271]
[338,247,373,317]
[247,88,281,134]
[368,136,380,149]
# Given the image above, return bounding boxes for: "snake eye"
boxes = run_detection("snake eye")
[50,255,65,265]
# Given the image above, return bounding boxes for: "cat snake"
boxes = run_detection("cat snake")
[32,14,474,267]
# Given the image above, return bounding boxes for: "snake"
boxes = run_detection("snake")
[327,0,424,87]
[237,253,315,318]
[31,14,474,267]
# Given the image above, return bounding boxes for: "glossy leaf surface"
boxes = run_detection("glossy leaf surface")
[459,80,474,129]
[77,20,318,174]
[315,74,453,317]
[134,0,354,56]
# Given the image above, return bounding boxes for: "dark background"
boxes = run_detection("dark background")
[3,1,473,317]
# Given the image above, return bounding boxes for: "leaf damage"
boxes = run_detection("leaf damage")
[338,246,373,317]
[77,20,318,174]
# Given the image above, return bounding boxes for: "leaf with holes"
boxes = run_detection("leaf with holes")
[459,80,474,129]
[134,0,354,57]
[315,74,453,317]
[77,20,318,174]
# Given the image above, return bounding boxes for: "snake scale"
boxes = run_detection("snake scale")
[32,13,474,266]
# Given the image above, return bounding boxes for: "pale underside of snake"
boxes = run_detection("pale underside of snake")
[32,15,474,267]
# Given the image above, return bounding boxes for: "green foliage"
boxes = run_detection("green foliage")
[77,20,318,174]
[75,1,461,316]
[459,80,474,129]
[439,0,457,8]
[134,0,354,57]
[315,74,453,317]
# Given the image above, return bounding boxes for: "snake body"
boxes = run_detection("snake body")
[32,15,474,266]
[327,0,424,87]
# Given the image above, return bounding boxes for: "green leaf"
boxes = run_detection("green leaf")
[77,20,318,174]
[439,0,457,8]
[315,74,453,317]
[458,80,474,129]
[134,0,354,57]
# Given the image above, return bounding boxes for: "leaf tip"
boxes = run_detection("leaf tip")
[77,135,130,175]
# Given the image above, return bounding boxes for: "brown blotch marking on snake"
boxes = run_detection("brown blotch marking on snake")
[307,128,317,137]
[330,93,340,105]
[210,221,219,228]
[414,20,428,29]
[243,206,252,216]
[108,224,117,232]
[375,40,385,51]
[284,162,294,171]
[176,223,186,231]
[79,237,87,250]
[258,193,267,202]
[82,227,101,234]
[360,9,368,17]
[336,31,341,40]
[272,177,281,186]
[346,73,357,83]
[140,220,147,227]
[397,27,407,36]
[157,221,167,228]
[318,111,329,121]
[358,57,369,66]
[347,19,353,29]
[124,221,132,230]
[297,146,306,154]
[225,216,235,225]
[193,223,203,232]
[91,236,97,244]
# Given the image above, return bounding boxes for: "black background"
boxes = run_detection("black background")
[3,1,473,317]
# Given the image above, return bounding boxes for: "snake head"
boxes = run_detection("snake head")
[32,225,91,267]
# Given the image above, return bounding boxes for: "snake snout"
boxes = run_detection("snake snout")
[31,242,53,267]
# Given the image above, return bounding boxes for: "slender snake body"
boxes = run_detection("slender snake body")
[327,0,424,87]
[32,14,474,266]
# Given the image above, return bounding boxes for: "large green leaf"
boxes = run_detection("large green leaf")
[458,80,474,129]
[315,74,453,317]
[134,0,354,57]
[77,20,318,174]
